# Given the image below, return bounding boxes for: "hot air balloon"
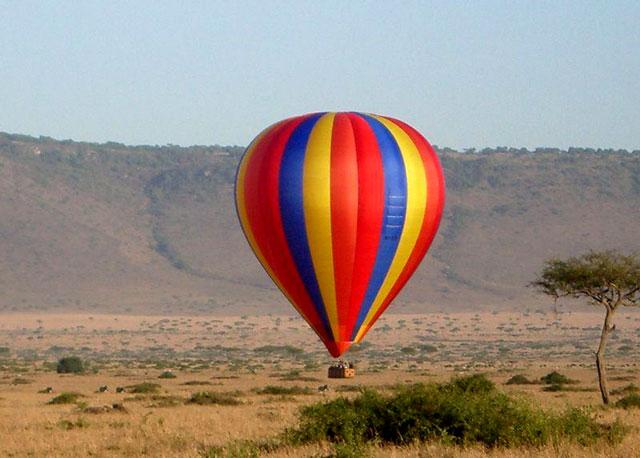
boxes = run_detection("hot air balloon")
[235,112,445,357]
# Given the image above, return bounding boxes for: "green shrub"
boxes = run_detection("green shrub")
[505,374,533,385]
[445,373,495,393]
[543,383,565,392]
[145,394,184,408]
[47,392,84,405]
[254,385,313,396]
[288,374,623,448]
[127,382,161,394]
[615,393,640,409]
[56,356,84,374]
[540,371,576,385]
[188,391,242,406]
[158,371,176,379]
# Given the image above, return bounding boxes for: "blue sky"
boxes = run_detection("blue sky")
[1,1,638,149]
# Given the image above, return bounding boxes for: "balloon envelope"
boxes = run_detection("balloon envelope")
[235,112,445,356]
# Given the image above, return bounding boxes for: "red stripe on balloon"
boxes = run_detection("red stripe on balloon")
[360,117,445,334]
[342,112,385,341]
[330,113,358,343]
[242,115,332,345]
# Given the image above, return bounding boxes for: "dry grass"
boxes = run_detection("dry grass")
[0,311,638,457]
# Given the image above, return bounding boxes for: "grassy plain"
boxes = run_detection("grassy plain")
[0,310,639,457]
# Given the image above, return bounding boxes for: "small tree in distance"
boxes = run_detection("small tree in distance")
[532,250,639,404]
[56,356,84,374]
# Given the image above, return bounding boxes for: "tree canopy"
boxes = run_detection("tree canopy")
[532,251,640,309]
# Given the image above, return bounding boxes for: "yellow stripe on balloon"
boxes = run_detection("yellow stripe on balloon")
[303,113,340,340]
[236,128,296,307]
[354,116,427,342]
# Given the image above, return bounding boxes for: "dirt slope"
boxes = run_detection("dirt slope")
[1,132,638,314]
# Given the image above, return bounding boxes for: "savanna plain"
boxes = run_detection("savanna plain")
[0,310,639,457]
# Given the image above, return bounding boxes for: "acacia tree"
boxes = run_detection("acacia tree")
[532,250,640,404]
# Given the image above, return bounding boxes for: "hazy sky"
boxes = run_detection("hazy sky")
[1,1,638,149]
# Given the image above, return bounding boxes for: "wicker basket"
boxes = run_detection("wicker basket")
[328,366,356,378]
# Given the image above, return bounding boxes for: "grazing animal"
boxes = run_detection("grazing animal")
[112,403,127,412]
[318,384,330,393]
[42,387,53,393]
[116,386,125,393]
[98,385,108,392]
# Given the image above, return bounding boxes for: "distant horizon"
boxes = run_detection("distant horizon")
[3,129,639,154]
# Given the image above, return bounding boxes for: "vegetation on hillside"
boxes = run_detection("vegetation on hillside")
[1,131,639,312]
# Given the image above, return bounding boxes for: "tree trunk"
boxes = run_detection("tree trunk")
[596,306,615,404]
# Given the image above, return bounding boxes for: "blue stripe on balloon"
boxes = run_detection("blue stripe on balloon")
[279,113,334,340]
[351,114,407,340]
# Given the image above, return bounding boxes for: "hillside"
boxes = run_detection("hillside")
[1,132,639,315]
